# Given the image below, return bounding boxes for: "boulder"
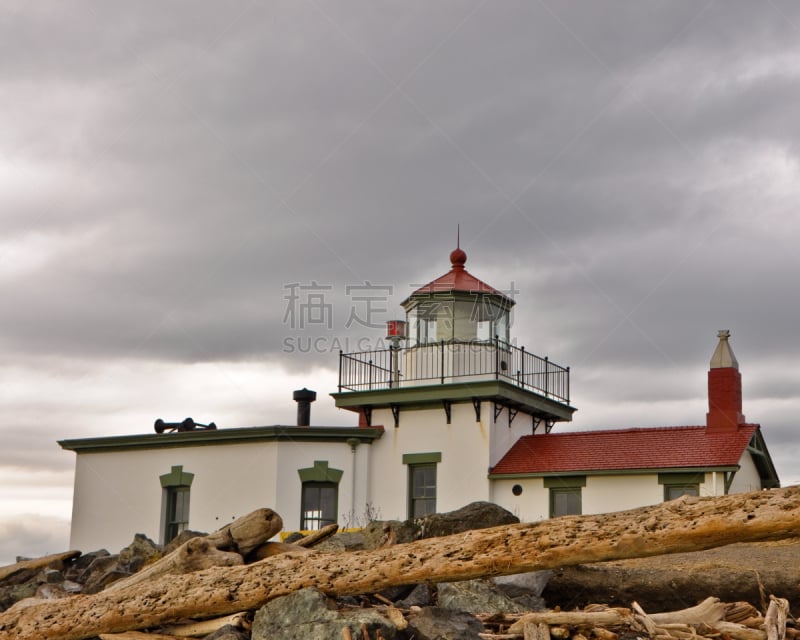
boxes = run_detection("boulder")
[361,501,520,549]
[493,571,551,611]
[203,624,250,640]
[405,607,484,640]
[543,539,800,612]
[416,501,519,539]
[118,533,161,574]
[313,531,366,552]
[394,583,432,608]
[437,578,530,615]
[251,587,398,640]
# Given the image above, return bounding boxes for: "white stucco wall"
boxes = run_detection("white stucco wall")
[493,475,665,522]
[273,439,370,530]
[69,442,280,552]
[492,477,547,522]
[492,471,741,522]
[367,401,492,520]
[489,402,536,468]
[68,437,374,553]
[728,451,762,493]
[583,475,664,514]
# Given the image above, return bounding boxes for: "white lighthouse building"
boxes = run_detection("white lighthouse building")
[60,246,777,553]
[332,245,574,518]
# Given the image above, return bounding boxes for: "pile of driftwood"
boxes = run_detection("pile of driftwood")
[1,486,799,640]
[475,596,794,640]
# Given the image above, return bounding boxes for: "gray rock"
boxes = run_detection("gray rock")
[61,580,83,594]
[362,519,420,548]
[406,607,484,640]
[437,579,530,615]
[493,571,551,610]
[62,550,110,583]
[78,555,127,594]
[416,502,519,539]
[43,569,65,584]
[163,529,205,555]
[252,587,397,640]
[394,583,432,608]
[362,501,520,549]
[118,533,161,573]
[493,571,552,597]
[202,624,249,640]
[313,530,367,552]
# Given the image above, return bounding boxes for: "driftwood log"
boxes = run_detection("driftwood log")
[104,508,282,594]
[506,597,783,640]
[2,487,800,640]
[293,522,339,548]
[0,550,81,584]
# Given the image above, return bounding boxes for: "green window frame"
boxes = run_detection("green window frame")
[300,482,338,530]
[544,476,586,518]
[160,465,194,544]
[403,452,441,518]
[297,461,343,530]
[659,473,703,501]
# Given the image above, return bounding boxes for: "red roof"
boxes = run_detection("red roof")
[490,424,759,475]
[402,248,514,306]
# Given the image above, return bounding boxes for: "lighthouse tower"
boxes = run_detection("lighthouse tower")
[332,247,575,519]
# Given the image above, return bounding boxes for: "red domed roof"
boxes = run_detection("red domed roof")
[401,248,514,307]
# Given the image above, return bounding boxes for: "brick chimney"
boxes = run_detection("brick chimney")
[706,330,745,432]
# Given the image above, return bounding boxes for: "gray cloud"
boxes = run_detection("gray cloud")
[2,1,800,559]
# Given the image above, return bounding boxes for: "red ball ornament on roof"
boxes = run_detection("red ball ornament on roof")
[449,247,467,269]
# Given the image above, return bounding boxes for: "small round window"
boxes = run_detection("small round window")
[512,484,523,496]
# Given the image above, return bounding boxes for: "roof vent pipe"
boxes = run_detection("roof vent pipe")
[293,388,317,427]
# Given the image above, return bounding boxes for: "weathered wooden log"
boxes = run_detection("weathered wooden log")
[649,597,727,625]
[510,610,628,634]
[523,622,551,640]
[0,550,81,584]
[293,523,339,548]
[104,508,282,593]
[103,537,243,594]
[764,597,789,640]
[204,508,283,556]
[159,611,251,637]
[2,487,800,640]
[247,541,314,560]
[98,633,181,640]
[714,621,768,640]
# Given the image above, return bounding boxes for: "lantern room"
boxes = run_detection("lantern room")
[333,244,573,429]
[401,247,514,346]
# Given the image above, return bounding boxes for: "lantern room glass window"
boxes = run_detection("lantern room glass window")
[408,301,443,345]
[473,303,509,343]
[407,298,509,345]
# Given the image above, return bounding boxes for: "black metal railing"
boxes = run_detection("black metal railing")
[338,338,570,404]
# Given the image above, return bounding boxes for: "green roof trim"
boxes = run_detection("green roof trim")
[298,461,343,484]
[543,475,586,488]
[402,452,442,465]
[332,379,575,422]
[160,465,194,488]
[58,426,384,453]
[489,466,738,480]
[658,472,705,485]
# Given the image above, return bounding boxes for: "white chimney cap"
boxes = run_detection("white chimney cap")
[710,329,739,369]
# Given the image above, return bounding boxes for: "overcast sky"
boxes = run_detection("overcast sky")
[2,1,800,565]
